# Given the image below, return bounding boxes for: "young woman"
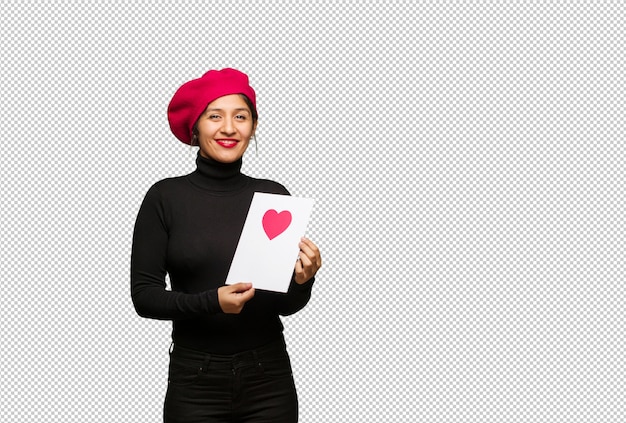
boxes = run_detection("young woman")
[131,68,322,422]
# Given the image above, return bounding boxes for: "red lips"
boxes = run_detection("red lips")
[215,139,238,148]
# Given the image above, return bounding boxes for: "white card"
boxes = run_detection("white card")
[225,192,315,293]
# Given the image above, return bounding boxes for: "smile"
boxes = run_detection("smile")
[215,139,239,149]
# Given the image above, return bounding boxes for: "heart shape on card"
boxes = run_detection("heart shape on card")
[262,209,292,240]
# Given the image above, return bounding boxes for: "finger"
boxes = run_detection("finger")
[294,258,308,284]
[299,237,319,253]
[294,256,303,273]
[298,246,318,266]
[300,247,322,272]
[239,287,255,302]
[298,251,313,269]
[299,239,321,263]
[229,282,253,293]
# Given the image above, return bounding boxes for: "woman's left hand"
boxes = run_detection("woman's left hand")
[294,237,322,284]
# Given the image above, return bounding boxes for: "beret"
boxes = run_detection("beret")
[167,68,257,144]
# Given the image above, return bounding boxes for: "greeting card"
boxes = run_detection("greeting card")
[225,192,315,293]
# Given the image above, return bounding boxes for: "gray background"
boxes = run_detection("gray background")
[1,1,624,422]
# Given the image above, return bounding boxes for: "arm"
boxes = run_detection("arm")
[276,275,315,316]
[130,185,222,320]
[277,237,322,316]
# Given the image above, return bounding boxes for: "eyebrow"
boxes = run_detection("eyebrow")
[205,107,250,113]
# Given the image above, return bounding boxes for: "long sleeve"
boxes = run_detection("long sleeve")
[130,153,317,352]
[130,184,222,320]
[276,276,315,316]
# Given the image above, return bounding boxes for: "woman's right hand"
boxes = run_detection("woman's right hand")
[218,283,255,313]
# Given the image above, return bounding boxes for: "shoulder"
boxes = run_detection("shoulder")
[150,175,187,190]
[248,177,291,196]
[141,176,189,201]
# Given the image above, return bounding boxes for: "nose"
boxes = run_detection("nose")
[221,118,235,134]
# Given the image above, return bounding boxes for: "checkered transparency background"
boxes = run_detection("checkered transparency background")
[1,1,624,422]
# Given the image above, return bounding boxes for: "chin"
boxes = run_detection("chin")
[200,149,244,163]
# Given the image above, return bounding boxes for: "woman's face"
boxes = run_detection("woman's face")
[195,94,256,163]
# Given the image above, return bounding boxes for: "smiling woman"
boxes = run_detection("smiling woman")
[131,68,322,423]
[192,94,257,163]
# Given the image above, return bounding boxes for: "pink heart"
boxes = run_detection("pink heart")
[262,209,292,240]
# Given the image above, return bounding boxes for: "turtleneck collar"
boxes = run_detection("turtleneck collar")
[187,152,249,192]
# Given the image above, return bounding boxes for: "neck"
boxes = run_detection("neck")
[188,152,247,191]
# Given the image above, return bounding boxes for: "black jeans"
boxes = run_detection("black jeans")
[163,338,298,423]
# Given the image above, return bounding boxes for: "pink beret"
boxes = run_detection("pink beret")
[167,68,257,144]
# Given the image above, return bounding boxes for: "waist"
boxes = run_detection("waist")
[171,315,284,354]
[171,337,288,368]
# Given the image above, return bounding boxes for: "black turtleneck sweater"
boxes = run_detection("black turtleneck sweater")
[131,153,314,354]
